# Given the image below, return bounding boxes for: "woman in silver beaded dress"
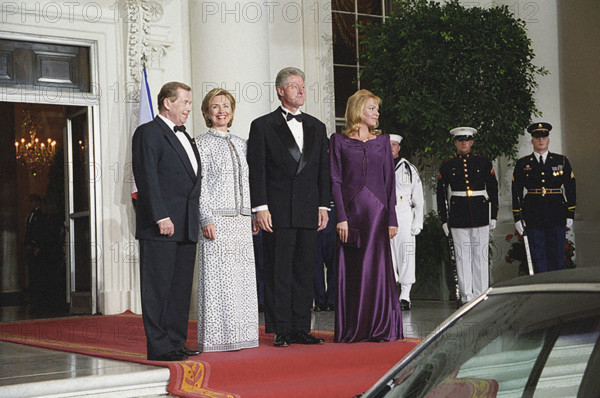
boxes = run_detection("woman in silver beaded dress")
[195,88,259,352]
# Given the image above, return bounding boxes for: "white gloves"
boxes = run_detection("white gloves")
[489,219,497,230]
[515,221,524,235]
[411,227,422,236]
[566,218,573,229]
[442,223,449,237]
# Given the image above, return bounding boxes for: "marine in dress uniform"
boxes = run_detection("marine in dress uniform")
[389,134,424,311]
[436,127,498,303]
[511,122,576,273]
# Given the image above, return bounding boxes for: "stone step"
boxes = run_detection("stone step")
[0,367,170,398]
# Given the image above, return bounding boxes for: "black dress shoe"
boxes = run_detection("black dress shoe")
[274,333,290,347]
[148,350,188,362]
[325,305,335,312]
[291,331,324,345]
[178,346,201,356]
[401,299,411,311]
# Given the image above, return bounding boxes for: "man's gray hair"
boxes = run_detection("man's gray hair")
[275,67,305,89]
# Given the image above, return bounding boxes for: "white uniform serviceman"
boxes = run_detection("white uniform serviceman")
[389,134,424,311]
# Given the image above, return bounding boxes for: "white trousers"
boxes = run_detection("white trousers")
[450,226,489,303]
[390,205,416,301]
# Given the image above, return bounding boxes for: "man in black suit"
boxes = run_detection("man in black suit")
[247,67,330,347]
[132,82,201,361]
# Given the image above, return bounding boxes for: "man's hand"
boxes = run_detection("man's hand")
[336,221,348,243]
[317,209,329,231]
[256,210,273,233]
[158,219,175,237]
[515,221,524,235]
[442,223,449,237]
[252,219,260,235]
[489,219,497,230]
[410,227,422,236]
[566,218,573,229]
[389,226,398,239]
[202,224,216,240]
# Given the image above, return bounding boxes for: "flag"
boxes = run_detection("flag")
[131,67,154,200]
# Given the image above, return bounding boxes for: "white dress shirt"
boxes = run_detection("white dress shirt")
[156,114,198,224]
[281,106,304,152]
[535,151,548,164]
[158,114,198,175]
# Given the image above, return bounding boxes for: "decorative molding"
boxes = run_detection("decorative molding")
[127,0,170,94]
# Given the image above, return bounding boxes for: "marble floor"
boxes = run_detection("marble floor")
[0,300,457,397]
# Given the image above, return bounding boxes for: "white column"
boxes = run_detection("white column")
[189,0,273,139]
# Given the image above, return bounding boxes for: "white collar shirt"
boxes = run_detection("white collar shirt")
[158,114,198,175]
[535,151,548,164]
[281,106,303,152]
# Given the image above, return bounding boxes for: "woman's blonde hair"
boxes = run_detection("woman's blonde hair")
[342,89,382,137]
[201,88,236,128]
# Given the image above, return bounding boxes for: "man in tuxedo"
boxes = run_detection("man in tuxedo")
[132,82,201,361]
[247,67,330,347]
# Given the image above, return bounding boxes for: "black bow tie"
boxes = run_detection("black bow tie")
[174,125,186,133]
[286,112,303,122]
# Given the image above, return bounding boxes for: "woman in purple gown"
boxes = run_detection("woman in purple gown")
[330,89,403,343]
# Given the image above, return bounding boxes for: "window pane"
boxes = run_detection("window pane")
[332,0,354,12]
[334,65,358,118]
[333,12,357,65]
[533,319,600,397]
[358,0,382,15]
[357,67,372,91]
[357,15,383,58]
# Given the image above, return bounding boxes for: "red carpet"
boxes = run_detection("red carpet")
[0,312,420,398]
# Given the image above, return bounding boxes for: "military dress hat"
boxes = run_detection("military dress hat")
[450,127,477,141]
[389,134,403,143]
[527,122,552,137]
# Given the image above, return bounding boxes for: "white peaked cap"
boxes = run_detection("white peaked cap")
[449,127,477,137]
[389,134,403,143]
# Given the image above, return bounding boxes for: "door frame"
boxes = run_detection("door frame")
[0,33,101,314]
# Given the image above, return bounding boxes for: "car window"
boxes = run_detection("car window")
[533,318,600,398]
[375,293,600,398]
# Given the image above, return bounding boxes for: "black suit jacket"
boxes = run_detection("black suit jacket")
[132,116,201,242]
[247,108,330,229]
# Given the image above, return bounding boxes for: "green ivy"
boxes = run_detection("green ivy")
[359,0,547,166]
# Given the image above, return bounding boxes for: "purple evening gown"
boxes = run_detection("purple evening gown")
[330,133,403,343]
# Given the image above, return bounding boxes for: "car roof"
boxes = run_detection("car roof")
[491,266,600,289]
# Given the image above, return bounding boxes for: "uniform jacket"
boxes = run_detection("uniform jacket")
[512,152,576,228]
[195,129,252,227]
[247,108,330,229]
[436,153,498,228]
[132,116,202,242]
